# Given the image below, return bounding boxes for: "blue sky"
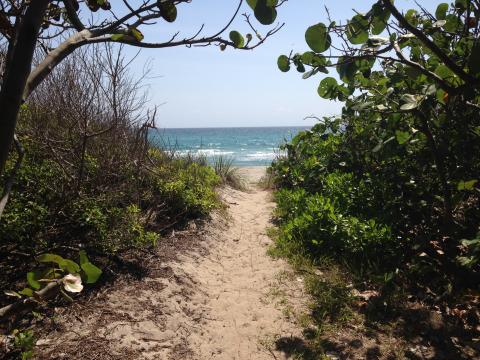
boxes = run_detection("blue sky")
[124,0,440,128]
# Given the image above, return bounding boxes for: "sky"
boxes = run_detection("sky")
[123,0,441,128]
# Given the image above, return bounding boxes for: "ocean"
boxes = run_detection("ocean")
[149,126,311,166]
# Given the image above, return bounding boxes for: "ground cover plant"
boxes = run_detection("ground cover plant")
[270,0,480,358]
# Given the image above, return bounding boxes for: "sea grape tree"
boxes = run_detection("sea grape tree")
[0,0,285,179]
[278,0,480,228]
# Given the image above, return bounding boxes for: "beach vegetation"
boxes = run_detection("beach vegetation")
[213,155,246,190]
[271,0,480,357]
[0,45,220,329]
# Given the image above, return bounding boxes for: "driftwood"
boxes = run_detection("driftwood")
[0,282,60,323]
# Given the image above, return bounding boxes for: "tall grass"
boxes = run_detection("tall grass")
[212,155,246,190]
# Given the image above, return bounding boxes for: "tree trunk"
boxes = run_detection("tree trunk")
[0,0,49,176]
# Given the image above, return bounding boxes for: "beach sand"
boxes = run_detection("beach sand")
[36,164,306,360]
[236,166,267,185]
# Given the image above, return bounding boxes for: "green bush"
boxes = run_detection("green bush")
[274,187,394,268]
[0,140,220,254]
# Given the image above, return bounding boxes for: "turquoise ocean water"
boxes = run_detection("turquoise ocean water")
[150,126,310,166]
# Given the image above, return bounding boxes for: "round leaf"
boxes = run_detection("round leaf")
[347,15,369,44]
[277,55,290,72]
[254,0,277,25]
[159,2,177,23]
[435,3,449,20]
[318,77,338,99]
[79,250,102,284]
[371,3,391,35]
[305,23,331,53]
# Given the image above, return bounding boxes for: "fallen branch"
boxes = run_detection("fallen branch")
[0,282,60,323]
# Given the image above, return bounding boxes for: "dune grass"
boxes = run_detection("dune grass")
[212,155,246,191]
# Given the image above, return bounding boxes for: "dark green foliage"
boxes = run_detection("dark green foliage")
[272,1,480,296]
[0,141,219,254]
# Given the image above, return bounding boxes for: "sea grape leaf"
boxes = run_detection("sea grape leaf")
[318,77,338,99]
[254,0,277,25]
[435,3,449,20]
[337,57,357,83]
[130,27,144,42]
[229,31,245,48]
[346,15,369,44]
[371,3,391,35]
[277,55,290,72]
[305,23,331,53]
[111,34,125,41]
[27,272,41,290]
[37,253,65,264]
[59,259,81,274]
[159,2,177,23]
[79,250,103,284]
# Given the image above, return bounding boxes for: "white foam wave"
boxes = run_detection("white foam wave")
[176,149,235,157]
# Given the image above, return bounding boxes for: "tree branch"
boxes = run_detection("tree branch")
[0,135,24,219]
[382,0,479,86]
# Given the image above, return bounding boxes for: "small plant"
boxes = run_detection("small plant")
[5,251,102,303]
[212,155,246,190]
[12,329,35,360]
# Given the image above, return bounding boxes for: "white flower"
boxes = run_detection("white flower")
[62,274,83,293]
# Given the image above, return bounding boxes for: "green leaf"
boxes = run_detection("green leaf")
[371,3,390,35]
[129,27,144,42]
[454,0,468,12]
[302,68,319,79]
[444,14,462,32]
[277,55,290,72]
[336,57,357,83]
[79,250,102,284]
[18,288,34,297]
[395,130,410,144]
[59,259,81,274]
[435,64,455,80]
[27,272,41,290]
[111,34,125,41]
[37,253,80,274]
[296,63,306,73]
[435,3,449,20]
[405,9,419,26]
[305,23,331,53]
[37,253,65,264]
[159,2,177,23]
[457,179,478,190]
[247,0,278,9]
[301,52,327,67]
[254,0,277,25]
[346,15,369,45]
[229,31,245,48]
[317,77,338,99]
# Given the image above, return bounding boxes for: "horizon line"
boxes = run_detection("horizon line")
[154,125,313,130]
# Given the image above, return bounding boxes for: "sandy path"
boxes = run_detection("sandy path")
[37,167,302,359]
